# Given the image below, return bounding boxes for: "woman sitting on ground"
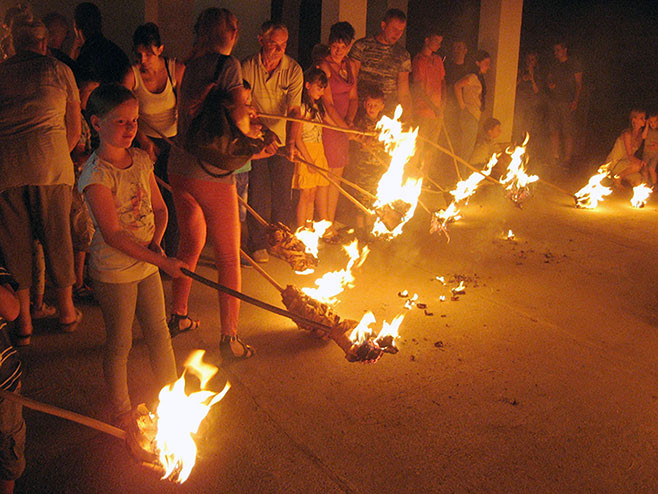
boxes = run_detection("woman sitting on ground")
[607,109,647,188]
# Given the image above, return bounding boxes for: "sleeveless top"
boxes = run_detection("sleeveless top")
[606,130,641,164]
[322,57,354,168]
[132,58,177,138]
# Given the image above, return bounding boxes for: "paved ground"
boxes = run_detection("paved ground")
[13,170,658,493]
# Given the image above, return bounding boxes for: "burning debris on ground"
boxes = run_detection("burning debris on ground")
[266,222,320,273]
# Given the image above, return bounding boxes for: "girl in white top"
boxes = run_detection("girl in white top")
[79,84,186,424]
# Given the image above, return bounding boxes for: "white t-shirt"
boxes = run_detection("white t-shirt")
[78,148,158,283]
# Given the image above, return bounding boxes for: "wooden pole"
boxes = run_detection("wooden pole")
[419,136,504,187]
[235,194,270,227]
[239,250,285,293]
[0,389,126,440]
[258,113,377,137]
[441,119,462,181]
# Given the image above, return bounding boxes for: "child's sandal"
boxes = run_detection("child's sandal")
[168,313,200,338]
[219,334,255,361]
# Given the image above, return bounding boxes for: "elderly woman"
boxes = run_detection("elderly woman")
[0,14,82,345]
[167,8,260,360]
[318,21,358,241]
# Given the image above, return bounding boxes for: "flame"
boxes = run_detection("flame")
[630,184,652,208]
[142,351,230,483]
[301,240,369,304]
[499,135,538,203]
[348,311,404,347]
[451,281,466,294]
[574,164,613,209]
[371,105,422,237]
[294,220,332,258]
[430,154,498,238]
[506,229,515,240]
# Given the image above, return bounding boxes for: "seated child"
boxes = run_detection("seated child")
[346,86,387,238]
[470,117,503,166]
[641,110,658,185]
[79,84,185,425]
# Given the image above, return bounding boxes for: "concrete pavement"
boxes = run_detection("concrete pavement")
[14,174,658,493]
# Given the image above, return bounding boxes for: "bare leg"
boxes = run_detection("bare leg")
[564,134,574,163]
[550,131,561,160]
[16,288,33,336]
[327,167,344,223]
[315,185,328,220]
[296,189,313,228]
[74,250,86,288]
[56,286,77,324]
[0,479,15,494]
[305,188,316,224]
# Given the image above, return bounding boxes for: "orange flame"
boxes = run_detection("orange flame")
[301,240,369,305]
[294,220,332,259]
[500,135,538,201]
[348,311,404,347]
[146,351,230,483]
[630,184,652,208]
[574,164,613,209]
[371,105,422,237]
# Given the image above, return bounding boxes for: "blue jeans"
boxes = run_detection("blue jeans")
[247,154,294,252]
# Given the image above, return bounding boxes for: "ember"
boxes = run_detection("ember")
[451,281,466,295]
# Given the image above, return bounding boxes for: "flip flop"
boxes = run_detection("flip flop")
[59,308,83,333]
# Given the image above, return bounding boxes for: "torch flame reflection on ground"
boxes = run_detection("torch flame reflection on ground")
[574,164,613,209]
[371,105,422,238]
[140,350,230,483]
[301,240,369,305]
[630,184,652,208]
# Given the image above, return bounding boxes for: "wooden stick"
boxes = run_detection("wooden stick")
[537,178,575,197]
[239,250,285,293]
[235,194,270,227]
[181,268,332,332]
[258,112,377,137]
[419,136,504,187]
[0,389,126,440]
[441,118,462,181]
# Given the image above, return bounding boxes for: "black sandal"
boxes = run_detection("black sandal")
[219,334,255,361]
[168,313,199,338]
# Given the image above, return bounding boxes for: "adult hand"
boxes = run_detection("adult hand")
[161,257,189,279]
[283,143,297,161]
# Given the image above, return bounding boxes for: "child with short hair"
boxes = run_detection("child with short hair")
[79,84,185,425]
[292,68,333,228]
[347,85,387,239]
[642,110,658,185]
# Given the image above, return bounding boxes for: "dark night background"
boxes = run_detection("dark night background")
[294,0,658,162]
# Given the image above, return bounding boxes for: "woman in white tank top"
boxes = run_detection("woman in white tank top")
[123,22,185,257]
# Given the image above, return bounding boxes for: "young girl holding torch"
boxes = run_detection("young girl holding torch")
[79,84,184,426]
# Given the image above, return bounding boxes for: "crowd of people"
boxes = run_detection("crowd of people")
[0,2,652,491]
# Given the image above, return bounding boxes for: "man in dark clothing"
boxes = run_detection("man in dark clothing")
[546,41,583,165]
[72,2,129,84]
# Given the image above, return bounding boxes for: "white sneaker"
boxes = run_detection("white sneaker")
[252,249,269,263]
